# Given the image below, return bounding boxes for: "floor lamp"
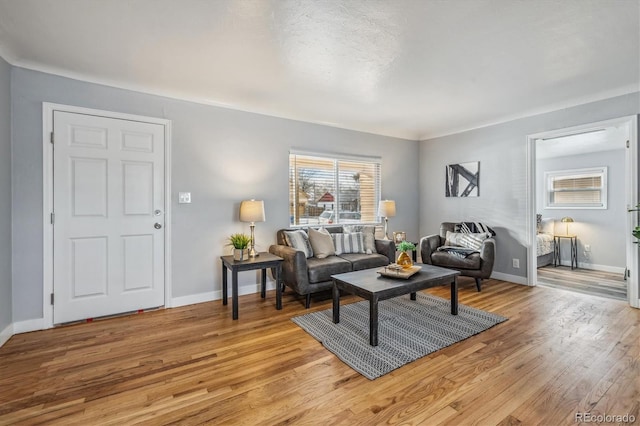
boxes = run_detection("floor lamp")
[378,200,396,240]
[240,199,265,258]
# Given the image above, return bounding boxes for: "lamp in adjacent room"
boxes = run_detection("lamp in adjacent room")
[561,216,574,235]
[378,200,396,240]
[240,199,265,258]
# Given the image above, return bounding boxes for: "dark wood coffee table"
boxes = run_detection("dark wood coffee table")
[332,264,460,346]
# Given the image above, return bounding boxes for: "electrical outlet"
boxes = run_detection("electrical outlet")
[584,244,591,252]
[512,258,520,268]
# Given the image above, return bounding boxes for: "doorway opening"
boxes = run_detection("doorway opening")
[527,116,638,307]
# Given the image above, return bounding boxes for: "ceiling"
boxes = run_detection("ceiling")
[0,0,638,140]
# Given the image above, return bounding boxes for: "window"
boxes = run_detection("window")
[544,167,607,209]
[289,151,381,226]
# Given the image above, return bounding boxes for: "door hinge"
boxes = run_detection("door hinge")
[50,293,54,305]
[50,132,54,144]
[50,212,55,224]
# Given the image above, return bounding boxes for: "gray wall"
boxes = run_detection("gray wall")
[11,67,420,322]
[536,149,626,269]
[0,56,11,332]
[419,92,640,278]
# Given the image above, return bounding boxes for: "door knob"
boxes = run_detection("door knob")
[154,223,162,229]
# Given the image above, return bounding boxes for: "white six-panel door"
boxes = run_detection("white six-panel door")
[53,111,165,324]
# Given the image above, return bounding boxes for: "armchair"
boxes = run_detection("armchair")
[420,222,495,291]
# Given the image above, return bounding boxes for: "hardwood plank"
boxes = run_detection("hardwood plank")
[538,265,627,300]
[0,280,638,425]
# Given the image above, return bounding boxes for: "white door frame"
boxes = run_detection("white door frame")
[526,115,639,308]
[42,103,173,328]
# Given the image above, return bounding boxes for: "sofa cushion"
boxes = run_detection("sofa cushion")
[308,227,335,259]
[331,232,366,255]
[343,225,377,254]
[431,251,481,269]
[283,230,313,258]
[306,256,352,283]
[338,253,390,271]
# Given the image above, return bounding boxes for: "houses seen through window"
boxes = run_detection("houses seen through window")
[289,152,381,226]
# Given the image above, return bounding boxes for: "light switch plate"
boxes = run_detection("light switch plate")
[178,192,191,204]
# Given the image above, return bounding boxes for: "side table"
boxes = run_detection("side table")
[220,252,283,320]
[553,235,577,270]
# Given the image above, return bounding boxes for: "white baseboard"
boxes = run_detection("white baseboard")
[171,281,277,308]
[491,271,529,286]
[13,318,45,334]
[0,323,13,348]
[171,291,216,307]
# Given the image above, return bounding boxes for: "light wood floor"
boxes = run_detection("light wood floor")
[537,266,627,300]
[0,278,638,425]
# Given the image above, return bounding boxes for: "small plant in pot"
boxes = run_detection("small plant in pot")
[228,233,252,261]
[396,241,416,269]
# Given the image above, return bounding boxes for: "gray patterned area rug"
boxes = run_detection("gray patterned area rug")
[292,293,507,380]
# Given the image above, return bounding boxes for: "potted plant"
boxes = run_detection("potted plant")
[228,233,252,261]
[396,241,416,269]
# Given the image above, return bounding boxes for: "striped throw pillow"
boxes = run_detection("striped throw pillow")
[445,231,489,251]
[283,230,314,258]
[343,225,377,254]
[331,232,366,255]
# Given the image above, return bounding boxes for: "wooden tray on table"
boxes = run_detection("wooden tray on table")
[377,264,422,279]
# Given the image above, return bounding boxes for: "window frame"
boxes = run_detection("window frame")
[289,150,382,227]
[544,166,608,209]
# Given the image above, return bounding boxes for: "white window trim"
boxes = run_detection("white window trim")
[544,166,608,209]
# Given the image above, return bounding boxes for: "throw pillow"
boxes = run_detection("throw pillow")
[283,230,314,258]
[445,231,489,251]
[343,225,377,254]
[455,222,496,236]
[331,232,366,255]
[539,218,554,235]
[308,227,335,259]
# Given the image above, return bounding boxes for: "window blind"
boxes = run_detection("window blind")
[545,168,607,209]
[289,153,381,226]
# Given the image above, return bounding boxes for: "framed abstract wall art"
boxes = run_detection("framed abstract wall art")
[446,161,479,197]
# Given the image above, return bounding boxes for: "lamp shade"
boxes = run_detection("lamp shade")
[240,200,265,223]
[561,217,574,223]
[378,200,396,218]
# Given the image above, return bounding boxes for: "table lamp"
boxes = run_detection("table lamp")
[240,199,265,258]
[378,200,396,240]
[561,216,574,235]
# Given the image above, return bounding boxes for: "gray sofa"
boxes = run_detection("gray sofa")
[269,226,395,307]
[420,222,495,291]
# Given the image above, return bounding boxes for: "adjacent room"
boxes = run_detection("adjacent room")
[535,125,630,300]
[0,1,638,424]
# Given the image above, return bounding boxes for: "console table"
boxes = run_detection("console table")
[220,252,283,320]
[553,234,578,270]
